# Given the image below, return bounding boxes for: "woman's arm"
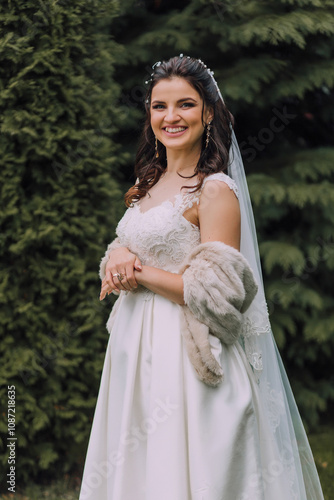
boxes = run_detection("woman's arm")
[135,266,185,305]
[198,179,241,250]
[133,180,241,305]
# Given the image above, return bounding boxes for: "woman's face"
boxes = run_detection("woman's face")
[150,77,213,154]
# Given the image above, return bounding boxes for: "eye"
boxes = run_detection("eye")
[152,104,165,109]
[181,102,195,108]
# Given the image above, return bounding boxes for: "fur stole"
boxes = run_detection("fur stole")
[179,241,258,387]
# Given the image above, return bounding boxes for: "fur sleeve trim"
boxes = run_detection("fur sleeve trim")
[179,241,258,387]
[99,236,123,281]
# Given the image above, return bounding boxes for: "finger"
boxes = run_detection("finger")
[112,270,129,291]
[119,269,132,291]
[125,263,137,289]
[100,279,118,300]
[101,275,115,297]
[100,286,109,300]
[100,283,112,300]
[105,269,114,288]
[101,280,114,293]
[118,277,131,291]
[108,267,123,290]
[116,268,131,291]
[134,257,142,271]
[100,286,118,300]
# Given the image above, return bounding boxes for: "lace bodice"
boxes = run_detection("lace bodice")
[115,172,239,273]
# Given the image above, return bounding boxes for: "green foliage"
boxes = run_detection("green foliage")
[0,0,127,490]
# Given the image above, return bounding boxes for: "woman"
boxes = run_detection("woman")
[79,56,324,500]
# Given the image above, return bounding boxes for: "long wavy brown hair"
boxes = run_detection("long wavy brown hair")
[124,55,234,207]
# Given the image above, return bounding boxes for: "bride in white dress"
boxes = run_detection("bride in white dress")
[79,55,324,500]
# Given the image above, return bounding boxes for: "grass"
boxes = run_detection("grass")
[0,472,81,500]
[1,427,333,500]
[308,426,334,500]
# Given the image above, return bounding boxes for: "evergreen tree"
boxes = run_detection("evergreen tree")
[0,0,127,488]
[111,0,334,427]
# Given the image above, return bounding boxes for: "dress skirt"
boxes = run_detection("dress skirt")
[79,290,289,500]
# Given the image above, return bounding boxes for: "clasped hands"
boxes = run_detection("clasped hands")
[99,247,143,300]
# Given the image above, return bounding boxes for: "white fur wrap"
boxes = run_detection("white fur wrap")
[179,241,258,387]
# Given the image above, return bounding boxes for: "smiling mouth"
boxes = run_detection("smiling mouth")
[163,126,188,133]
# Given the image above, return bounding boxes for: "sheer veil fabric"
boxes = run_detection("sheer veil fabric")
[227,123,324,499]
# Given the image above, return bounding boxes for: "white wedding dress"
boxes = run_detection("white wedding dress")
[79,173,296,500]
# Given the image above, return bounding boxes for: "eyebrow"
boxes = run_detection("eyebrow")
[151,97,198,104]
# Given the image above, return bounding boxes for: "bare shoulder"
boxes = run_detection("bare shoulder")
[199,176,239,211]
[198,177,241,250]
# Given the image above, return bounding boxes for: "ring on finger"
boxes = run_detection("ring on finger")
[112,272,126,282]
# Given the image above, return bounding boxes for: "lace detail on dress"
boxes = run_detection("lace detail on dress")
[128,285,155,301]
[114,172,240,298]
[241,298,271,374]
[115,195,200,275]
[176,189,201,214]
[244,337,263,372]
[242,298,271,337]
[201,172,239,199]
[263,381,286,433]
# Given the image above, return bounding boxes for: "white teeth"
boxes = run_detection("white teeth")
[165,127,186,133]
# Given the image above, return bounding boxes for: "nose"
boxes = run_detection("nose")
[164,106,180,123]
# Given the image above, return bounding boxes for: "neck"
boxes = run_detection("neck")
[164,145,201,177]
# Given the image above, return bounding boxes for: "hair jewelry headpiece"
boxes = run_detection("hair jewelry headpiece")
[145,54,224,103]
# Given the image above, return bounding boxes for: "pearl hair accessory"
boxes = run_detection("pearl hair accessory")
[145,60,162,85]
[145,54,224,104]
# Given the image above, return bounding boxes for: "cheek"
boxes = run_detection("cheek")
[192,120,205,136]
[188,111,204,129]
[150,113,160,130]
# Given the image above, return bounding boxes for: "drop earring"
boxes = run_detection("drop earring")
[205,121,212,149]
[155,136,159,158]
